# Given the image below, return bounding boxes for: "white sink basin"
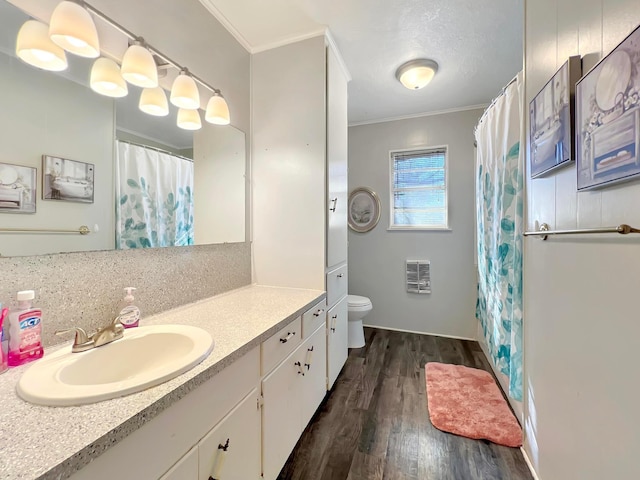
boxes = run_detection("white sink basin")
[17,325,214,406]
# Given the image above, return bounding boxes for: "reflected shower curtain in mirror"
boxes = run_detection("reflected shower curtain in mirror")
[116,141,194,249]
[474,72,524,402]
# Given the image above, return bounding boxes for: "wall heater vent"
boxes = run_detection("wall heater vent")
[406,260,431,294]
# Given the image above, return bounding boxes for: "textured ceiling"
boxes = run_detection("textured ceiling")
[200,0,523,125]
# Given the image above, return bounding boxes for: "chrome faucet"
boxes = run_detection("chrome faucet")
[56,316,125,353]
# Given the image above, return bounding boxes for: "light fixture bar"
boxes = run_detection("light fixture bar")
[83,2,220,95]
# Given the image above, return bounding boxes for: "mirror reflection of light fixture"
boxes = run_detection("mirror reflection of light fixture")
[121,39,158,88]
[49,0,100,58]
[395,59,438,90]
[15,20,68,71]
[205,92,230,125]
[177,108,202,130]
[171,69,200,109]
[90,58,127,97]
[139,86,169,116]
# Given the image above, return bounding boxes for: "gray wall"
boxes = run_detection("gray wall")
[0,0,252,347]
[524,0,640,478]
[348,108,482,339]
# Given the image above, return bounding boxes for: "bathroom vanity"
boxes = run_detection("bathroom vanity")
[0,285,337,480]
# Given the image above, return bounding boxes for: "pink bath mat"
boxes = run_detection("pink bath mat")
[425,362,522,447]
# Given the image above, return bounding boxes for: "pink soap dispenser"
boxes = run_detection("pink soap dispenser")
[118,287,141,329]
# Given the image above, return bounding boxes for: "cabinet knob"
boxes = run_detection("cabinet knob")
[329,197,338,212]
[337,273,344,278]
[280,331,296,343]
[313,309,325,317]
[295,361,305,376]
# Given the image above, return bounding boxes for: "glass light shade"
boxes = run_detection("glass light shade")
[16,20,68,71]
[49,1,100,58]
[171,73,200,109]
[121,44,158,88]
[396,59,438,90]
[177,108,202,130]
[205,94,230,125]
[90,58,127,97]
[139,87,169,116]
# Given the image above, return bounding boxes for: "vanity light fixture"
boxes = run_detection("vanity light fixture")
[49,0,100,58]
[90,57,128,97]
[139,87,169,116]
[170,69,200,110]
[15,20,68,71]
[395,59,439,90]
[177,108,202,130]
[120,39,158,88]
[205,91,230,125]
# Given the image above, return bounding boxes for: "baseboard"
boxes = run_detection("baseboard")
[362,324,476,341]
[520,447,540,480]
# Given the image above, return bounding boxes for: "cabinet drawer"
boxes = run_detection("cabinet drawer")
[302,299,327,338]
[261,316,302,375]
[326,264,347,307]
[198,388,261,480]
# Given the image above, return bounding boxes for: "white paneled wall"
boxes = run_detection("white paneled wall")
[524,0,640,478]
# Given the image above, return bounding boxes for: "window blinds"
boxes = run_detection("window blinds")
[391,148,447,228]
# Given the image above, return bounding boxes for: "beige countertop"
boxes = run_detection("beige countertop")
[0,284,325,480]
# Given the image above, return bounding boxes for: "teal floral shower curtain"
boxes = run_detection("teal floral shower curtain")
[475,73,524,402]
[115,141,194,249]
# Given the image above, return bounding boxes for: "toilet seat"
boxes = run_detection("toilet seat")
[348,294,371,307]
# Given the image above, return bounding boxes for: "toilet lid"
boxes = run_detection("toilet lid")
[348,295,371,307]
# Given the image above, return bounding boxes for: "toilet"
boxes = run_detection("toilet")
[347,294,372,348]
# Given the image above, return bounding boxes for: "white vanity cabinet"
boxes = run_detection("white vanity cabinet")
[327,295,348,389]
[197,388,261,480]
[261,324,327,480]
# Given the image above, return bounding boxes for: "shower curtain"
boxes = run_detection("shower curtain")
[115,141,194,249]
[474,72,524,402]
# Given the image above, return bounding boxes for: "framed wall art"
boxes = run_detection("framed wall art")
[576,25,640,190]
[529,56,581,178]
[43,155,95,203]
[0,162,36,214]
[348,187,381,233]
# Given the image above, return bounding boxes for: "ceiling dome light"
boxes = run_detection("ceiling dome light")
[90,58,127,97]
[395,59,439,90]
[171,69,200,109]
[139,87,169,116]
[121,40,158,88]
[49,1,100,58]
[205,92,230,125]
[15,20,68,71]
[177,108,201,130]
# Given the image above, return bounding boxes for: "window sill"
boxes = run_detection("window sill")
[387,226,452,232]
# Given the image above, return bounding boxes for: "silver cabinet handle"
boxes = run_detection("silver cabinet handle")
[331,314,337,333]
[295,361,305,376]
[330,198,338,212]
[337,273,344,278]
[279,331,296,343]
[313,309,325,317]
[209,438,229,480]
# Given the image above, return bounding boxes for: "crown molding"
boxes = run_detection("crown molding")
[325,30,352,82]
[251,28,328,54]
[348,104,488,127]
[198,0,253,53]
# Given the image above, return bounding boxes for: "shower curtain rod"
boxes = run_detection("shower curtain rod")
[116,139,194,162]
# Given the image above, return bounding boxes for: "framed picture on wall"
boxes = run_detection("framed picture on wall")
[42,155,95,203]
[576,25,640,190]
[0,162,36,214]
[348,187,381,233]
[529,56,581,178]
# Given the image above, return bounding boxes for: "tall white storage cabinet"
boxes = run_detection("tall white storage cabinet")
[252,34,350,390]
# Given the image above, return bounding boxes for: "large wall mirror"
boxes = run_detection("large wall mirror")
[0,0,246,257]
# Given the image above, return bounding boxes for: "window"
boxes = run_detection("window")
[389,146,448,229]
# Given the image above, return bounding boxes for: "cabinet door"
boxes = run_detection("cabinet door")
[327,296,348,389]
[198,388,261,480]
[301,324,327,425]
[160,446,198,480]
[262,348,305,480]
[326,44,348,269]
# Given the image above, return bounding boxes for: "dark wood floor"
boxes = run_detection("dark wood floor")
[278,328,533,480]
